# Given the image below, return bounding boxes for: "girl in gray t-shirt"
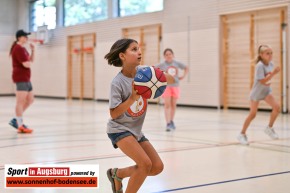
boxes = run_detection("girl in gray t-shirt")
[104,38,174,193]
[237,45,280,145]
[155,48,188,131]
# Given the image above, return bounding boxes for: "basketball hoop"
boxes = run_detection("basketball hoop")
[35,25,50,44]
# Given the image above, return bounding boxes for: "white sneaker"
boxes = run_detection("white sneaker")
[237,134,249,145]
[264,126,279,139]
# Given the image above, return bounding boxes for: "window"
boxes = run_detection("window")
[119,0,163,17]
[64,0,108,26]
[30,0,56,31]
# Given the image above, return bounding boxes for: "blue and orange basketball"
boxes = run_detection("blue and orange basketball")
[134,66,167,99]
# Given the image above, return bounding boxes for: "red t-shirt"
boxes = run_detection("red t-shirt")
[11,44,31,83]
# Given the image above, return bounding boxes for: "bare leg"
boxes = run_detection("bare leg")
[112,138,164,193]
[114,136,152,193]
[15,91,29,117]
[241,100,259,134]
[139,141,163,176]
[22,91,34,113]
[170,97,177,122]
[264,94,280,127]
[163,97,171,124]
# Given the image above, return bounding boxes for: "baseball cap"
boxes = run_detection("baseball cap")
[16,29,31,38]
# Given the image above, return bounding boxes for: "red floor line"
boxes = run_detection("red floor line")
[30,144,96,151]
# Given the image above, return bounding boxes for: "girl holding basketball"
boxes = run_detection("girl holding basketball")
[237,45,280,145]
[9,29,34,133]
[156,48,188,131]
[105,38,174,193]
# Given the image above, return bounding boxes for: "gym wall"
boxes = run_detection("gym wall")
[0,0,19,95]
[0,0,289,111]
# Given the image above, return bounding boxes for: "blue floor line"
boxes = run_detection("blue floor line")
[152,170,290,192]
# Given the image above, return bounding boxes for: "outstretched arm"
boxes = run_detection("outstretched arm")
[259,66,280,85]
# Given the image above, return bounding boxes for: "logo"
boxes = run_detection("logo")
[5,164,99,189]
[127,97,147,117]
[167,66,178,76]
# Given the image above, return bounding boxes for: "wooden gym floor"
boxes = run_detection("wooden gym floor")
[0,97,289,193]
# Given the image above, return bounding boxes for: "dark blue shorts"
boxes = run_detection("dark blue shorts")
[107,131,149,149]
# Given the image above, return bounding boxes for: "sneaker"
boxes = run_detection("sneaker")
[264,126,278,139]
[237,134,249,145]
[170,121,176,130]
[9,118,18,129]
[18,125,33,134]
[9,118,28,130]
[166,123,173,132]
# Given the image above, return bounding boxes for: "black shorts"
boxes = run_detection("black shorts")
[16,82,33,92]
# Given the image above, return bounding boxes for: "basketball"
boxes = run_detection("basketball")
[134,66,167,99]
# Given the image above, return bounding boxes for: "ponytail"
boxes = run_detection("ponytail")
[104,38,138,67]
[255,45,271,64]
[9,40,17,56]
[255,55,263,64]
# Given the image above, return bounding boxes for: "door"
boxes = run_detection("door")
[67,33,96,100]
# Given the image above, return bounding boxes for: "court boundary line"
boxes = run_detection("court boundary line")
[0,144,219,170]
[152,170,290,192]
[0,138,289,170]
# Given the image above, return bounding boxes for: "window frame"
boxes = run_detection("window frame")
[117,0,163,17]
[63,0,108,27]
[29,0,57,32]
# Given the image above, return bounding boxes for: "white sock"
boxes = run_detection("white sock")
[16,117,23,127]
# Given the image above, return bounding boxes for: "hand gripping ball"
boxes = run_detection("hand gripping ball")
[134,66,167,99]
